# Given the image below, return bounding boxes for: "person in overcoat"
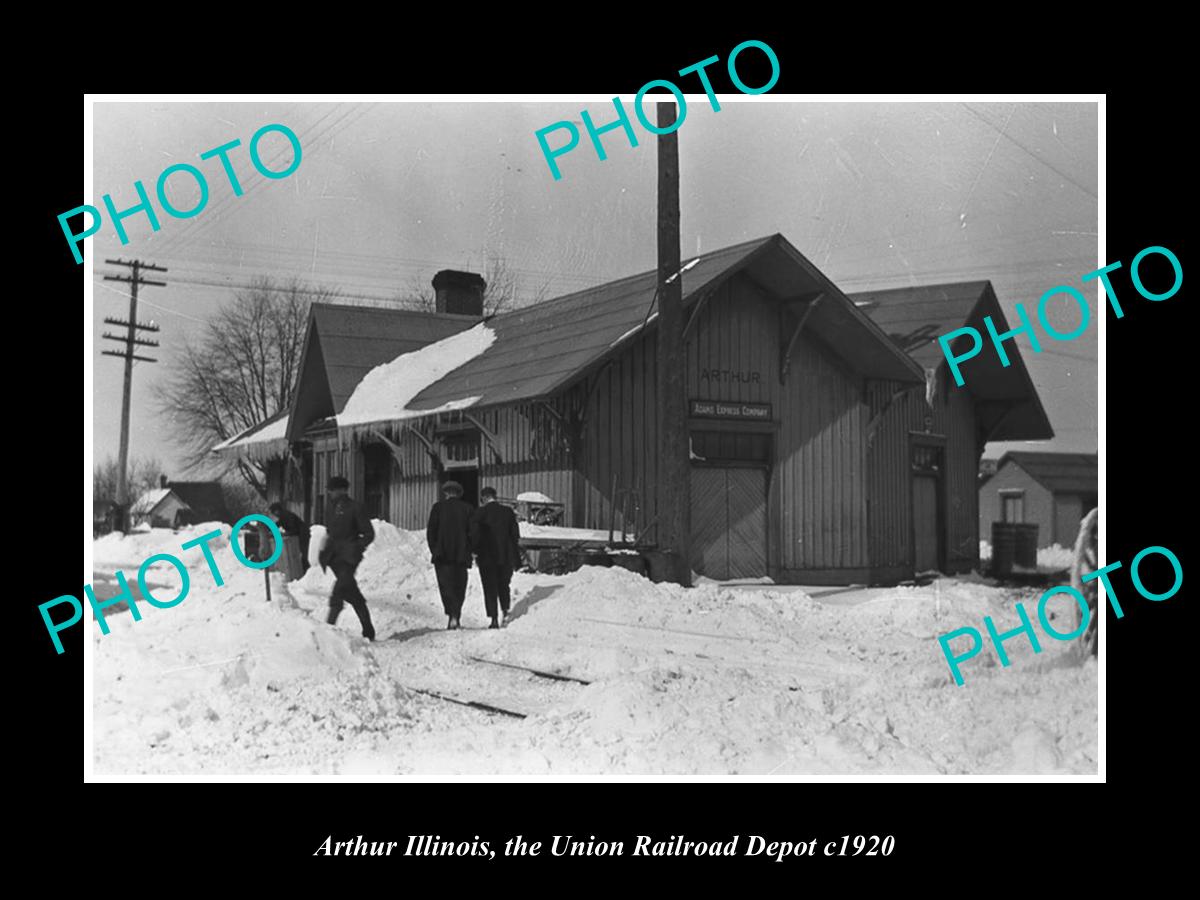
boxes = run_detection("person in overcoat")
[426,480,474,629]
[470,486,523,628]
[320,476,376,640]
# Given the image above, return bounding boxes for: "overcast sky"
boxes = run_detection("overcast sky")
[90,99,1098,480]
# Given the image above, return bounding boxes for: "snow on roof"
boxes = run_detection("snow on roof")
[609,312,657,350]
[212,411,289,452]
[516,491,556,503]
[130,487,173,515]
[520,523,623,543]
[338,322,496,430]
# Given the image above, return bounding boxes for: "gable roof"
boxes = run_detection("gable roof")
[131,487,174,516]
[166,481,231,522]
[404,233,922,414]
[287,305,477,441]
[850,281,1054,442]
[851,281,988,369]
[998,451,1097,494]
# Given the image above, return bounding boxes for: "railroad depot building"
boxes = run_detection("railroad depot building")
[215,234,1052,585]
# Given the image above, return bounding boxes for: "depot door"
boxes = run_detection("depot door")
[910,440,945,574]
[689,467,768,580]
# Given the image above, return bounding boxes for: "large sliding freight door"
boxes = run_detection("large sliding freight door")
[689,466,768,580]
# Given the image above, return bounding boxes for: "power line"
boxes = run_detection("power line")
[111,230,1094,304]
[92,272,416,309]
[959,103,1098,200]
[113,235,608,290]
[153,104,375,258]
[150,103,354,259]
[114,253,601,295]
[92,278,205,324]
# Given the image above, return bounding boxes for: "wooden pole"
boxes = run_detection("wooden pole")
[656,101,691,586]
[101,259,166,531]
[115,260,138,514]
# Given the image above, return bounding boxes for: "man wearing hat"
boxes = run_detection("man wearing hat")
[320,475,376,641]
[470,486,522,629]
[426,479,473,629]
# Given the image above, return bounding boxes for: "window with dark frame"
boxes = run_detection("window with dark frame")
[1000,489,1025,524]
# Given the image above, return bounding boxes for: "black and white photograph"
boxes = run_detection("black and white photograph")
[84,95,1100,778]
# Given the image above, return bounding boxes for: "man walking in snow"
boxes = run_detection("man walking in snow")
[470,486,522,629]
[426,480,473,630]
[320,475,376,641]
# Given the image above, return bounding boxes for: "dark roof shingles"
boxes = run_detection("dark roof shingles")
[1000,451,1098,494]
[850,282,989,369]
[167,482,231,521]
[311,306,477,413]
[410,237,808,409]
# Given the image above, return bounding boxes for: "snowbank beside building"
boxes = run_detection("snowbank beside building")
[452,567,1096,775]
[978,539,1076,573]
[93,522,232,574]
[93,522,1097,776]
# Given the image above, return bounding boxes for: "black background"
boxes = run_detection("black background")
[22,24,1186,888]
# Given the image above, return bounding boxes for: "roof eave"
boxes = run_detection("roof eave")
[771,236,925,383]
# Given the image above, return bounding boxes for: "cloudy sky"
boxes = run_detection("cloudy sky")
[90,98,1098,479]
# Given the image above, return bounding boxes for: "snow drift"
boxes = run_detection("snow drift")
[93,522,1097,776]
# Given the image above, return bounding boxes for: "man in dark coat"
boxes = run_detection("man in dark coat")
[470,486,522,629]
[319,476,376,641]
[426,480,473,630]
[269,502,310,573]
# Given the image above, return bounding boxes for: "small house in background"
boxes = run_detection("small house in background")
[978,451,1098,549]
[130,476,232,528]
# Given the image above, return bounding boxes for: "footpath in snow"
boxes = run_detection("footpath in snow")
[91,522,1097,776]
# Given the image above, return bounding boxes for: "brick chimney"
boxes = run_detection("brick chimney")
[160,474,169,489]
[432,269,486,316]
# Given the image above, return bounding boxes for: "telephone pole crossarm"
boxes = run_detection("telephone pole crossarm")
[100,258,168,529]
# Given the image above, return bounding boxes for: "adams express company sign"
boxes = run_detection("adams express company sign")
[690,400,772,420]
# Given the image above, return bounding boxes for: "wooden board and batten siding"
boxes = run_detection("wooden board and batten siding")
[683,276,871,583]
[683,276,775,580]
[344,271,960,585]
[367,402,577,531]
[866,370,981,583]
[229,237,1061,589]
[299,284,982,586]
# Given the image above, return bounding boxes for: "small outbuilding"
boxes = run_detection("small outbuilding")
[130,478,232,529]
[978,451,1097,549]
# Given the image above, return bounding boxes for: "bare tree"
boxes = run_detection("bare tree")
[94,455,164,507]
[404,257,553,317]
[156,276,339,496]
[220,475,269,521]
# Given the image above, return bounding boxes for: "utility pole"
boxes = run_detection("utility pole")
[656,101,691,586]
[102,258,166,531]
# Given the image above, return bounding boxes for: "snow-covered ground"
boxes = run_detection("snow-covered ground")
[979,540,1076,573]
[92,523,1097,776]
